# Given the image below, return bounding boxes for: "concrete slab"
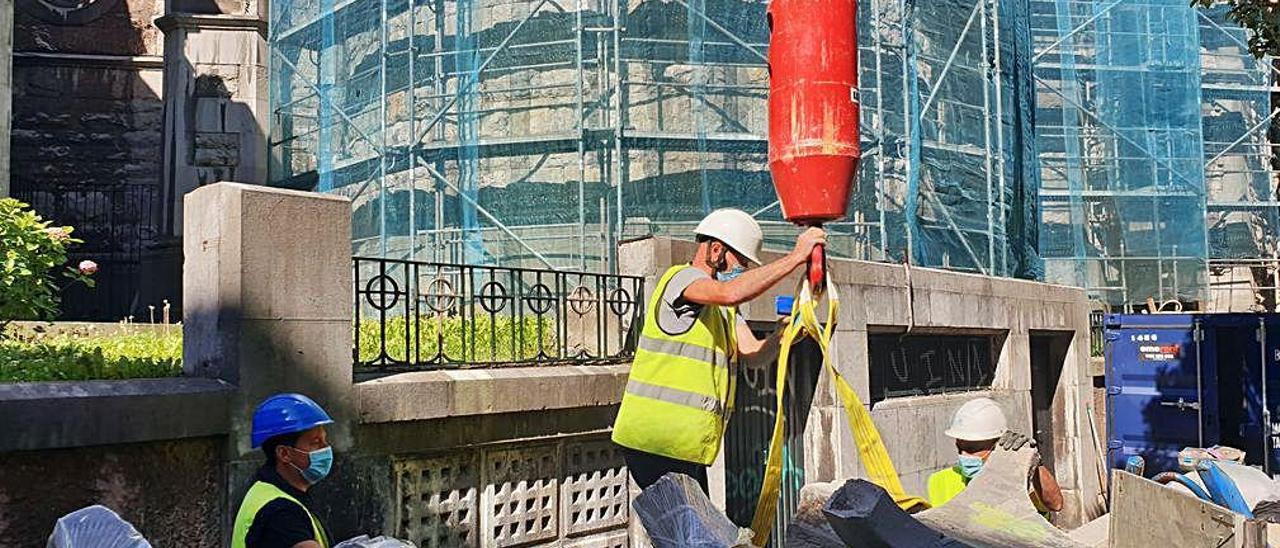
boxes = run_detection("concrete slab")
[0,377,232,451]
[356,365,629,423]
[1110,470,1265,547]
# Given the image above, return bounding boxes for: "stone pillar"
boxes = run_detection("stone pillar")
[184,182,354,453]
[0,0,10,197]
[157,9,269,236]
[183,182,354,540]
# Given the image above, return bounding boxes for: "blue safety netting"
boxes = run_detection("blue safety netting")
[268,0,1041,279]
[1033,1,1278,307]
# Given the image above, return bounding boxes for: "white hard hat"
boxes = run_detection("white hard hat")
[694,208,764,265]
[945,397,1008,441]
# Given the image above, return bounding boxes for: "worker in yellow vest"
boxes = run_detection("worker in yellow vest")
[232,393,335,548]
[927,397,1064,515]
[612,208,826,493]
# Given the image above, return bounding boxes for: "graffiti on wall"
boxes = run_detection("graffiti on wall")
[867,333,998,403]
[724,337,822,540]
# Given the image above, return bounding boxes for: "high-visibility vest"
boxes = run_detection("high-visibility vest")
[928,465,1051,516]
[232,480,330,548]
[612,264,739,465]
[927,466,970,507]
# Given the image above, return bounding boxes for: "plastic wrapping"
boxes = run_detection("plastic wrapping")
[632,473,751,548]
[46,505,151,548]
[333,535,416,547]
[821,480,958,548]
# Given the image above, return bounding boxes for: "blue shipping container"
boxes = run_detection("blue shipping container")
[1105,313,1280,477]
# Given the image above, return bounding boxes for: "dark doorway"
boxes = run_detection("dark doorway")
[1030,331,1072,471]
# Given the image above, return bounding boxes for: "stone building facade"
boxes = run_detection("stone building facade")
[7,0,267,320]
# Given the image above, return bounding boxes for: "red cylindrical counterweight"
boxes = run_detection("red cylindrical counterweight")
[767,0,860,225]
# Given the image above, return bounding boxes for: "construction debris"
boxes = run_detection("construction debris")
[784,482,845,547]
[634,446,1276,547]
[1110,470,1266,547]
[46,505,151,548]
[632,473,756,548]
[822,479,963,547]
[332,535,415,547]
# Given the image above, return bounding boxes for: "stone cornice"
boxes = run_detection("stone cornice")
[155,13,267,33]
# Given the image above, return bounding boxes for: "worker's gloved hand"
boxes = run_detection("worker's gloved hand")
[1026,450,1048,489]
[998,431,1035,451]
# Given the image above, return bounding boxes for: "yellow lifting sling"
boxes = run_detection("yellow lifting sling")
[749,277,930,545]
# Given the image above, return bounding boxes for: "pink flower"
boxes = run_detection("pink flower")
[45,227,70,242]
[78,260,98,275]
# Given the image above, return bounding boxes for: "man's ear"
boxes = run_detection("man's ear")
[276,445,292,465]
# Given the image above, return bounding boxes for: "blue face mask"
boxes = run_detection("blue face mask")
[288,446,334,485]
[957,454,985,479]
[717,265,745,282]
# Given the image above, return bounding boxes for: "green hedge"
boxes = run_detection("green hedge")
[356,315,558,365]
[0,328,183,382]
[1,315,562,381]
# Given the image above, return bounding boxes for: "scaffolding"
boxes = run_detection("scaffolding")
[268,0,1039,278]
[1032,0,1280,310]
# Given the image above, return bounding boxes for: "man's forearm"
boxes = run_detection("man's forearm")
[721,252,806,305]
[1032,466,1064,512]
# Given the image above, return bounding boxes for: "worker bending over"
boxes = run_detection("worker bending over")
[233,393,335,548]
[612,208,826,493]
[928,397,1064,515]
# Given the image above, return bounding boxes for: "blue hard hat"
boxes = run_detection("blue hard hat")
[251,393,334,448]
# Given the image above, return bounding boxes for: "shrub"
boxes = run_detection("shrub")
[0,199,95,326]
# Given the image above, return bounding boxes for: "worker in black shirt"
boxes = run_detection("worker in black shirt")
[232,393,335,548]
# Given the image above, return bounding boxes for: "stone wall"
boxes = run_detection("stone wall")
[10,60,163,190]
[9,0,167,319]
[11,0,165,191]
[0,437,224,548]
[621,237,1103,528]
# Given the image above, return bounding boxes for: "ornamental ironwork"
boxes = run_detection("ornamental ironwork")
[354,257,643,371]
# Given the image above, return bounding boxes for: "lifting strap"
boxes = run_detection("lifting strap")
[749,277,930,545]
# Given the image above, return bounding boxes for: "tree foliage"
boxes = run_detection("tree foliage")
[1193,1,1280,58]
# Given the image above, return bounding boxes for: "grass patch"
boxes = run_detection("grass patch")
[0,315,567,381]
[356,315,559,365]
[0,327,183,382]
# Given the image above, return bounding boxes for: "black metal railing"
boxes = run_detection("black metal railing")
[353,257,644,371]
[12,183,160,320]
[1089,310,1106,357]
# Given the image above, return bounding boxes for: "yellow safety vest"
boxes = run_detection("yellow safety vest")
[232,481,330,548]
[928,465,1050,516]
[927,466,970,507]
[612,264,738,465]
